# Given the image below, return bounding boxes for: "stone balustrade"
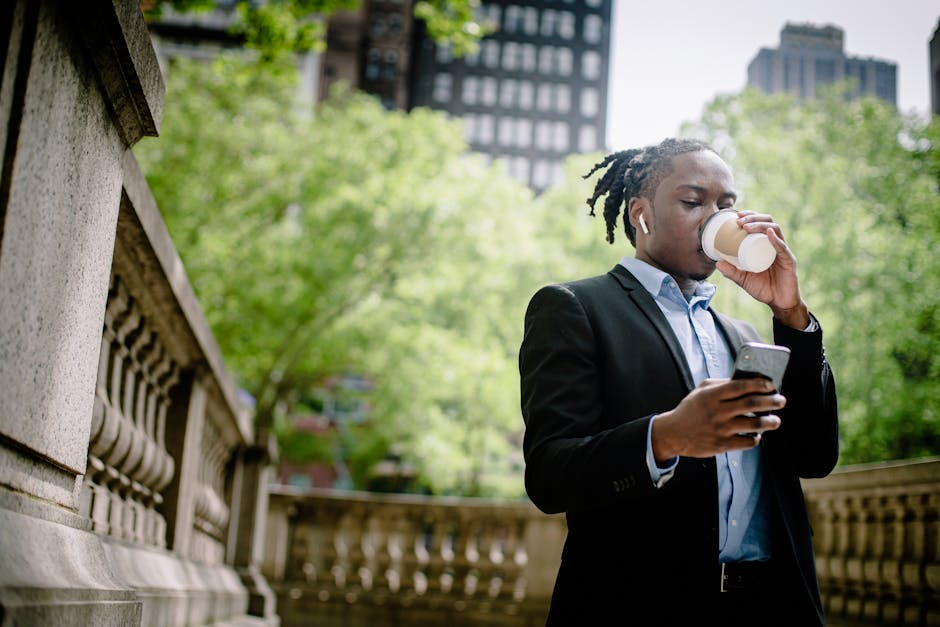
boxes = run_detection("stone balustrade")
[0,1,278,623]
[263,487,566,627]
[262,459,940,627]
[802,457,940,627]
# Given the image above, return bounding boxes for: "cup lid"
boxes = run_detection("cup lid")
[738,234,777,272]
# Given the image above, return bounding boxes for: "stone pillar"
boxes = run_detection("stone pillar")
[228,429,280,622]
[0,0,163,623]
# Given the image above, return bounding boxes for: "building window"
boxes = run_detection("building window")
[478,114,495,145]
[500,78,517,108]
[578,125,597,153]
[537,83,552,111]
[539,46,554,74]
[580,87,599,116]
[582,50,601,79]
[382,51,398,81]
[541,9,557,37]
[521,43,537,72]
[370,14,388,39]
[435,43,453,64]
[503,41,520,71]
[557,11,575,39]
[553,121,569,152]
[388,14,402,39]
[556,84,571,112]
[516,119,532,147]
[365,49,381,81]
[482,40,501,68]
[583,15,602,43]
[586,0,602,7]
[498,117,515,146]
[462,76,480,104]
[518,81,534,109]
[481,76,498,106]
[523,7,539,35]
[532,159,552,189]
[557,48,573,75]
[482,4,501,28]
[464,46,480,66]
[508,156,531,183]
[433,73,452,102]
[535,121,553,149]
[504,5,522,33]
[464,113,477,143]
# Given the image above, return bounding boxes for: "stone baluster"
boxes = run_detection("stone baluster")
[427,509,457,598]
[925,491,940,627]
[383,510,410,594]
[880,493,906,624]
[859,495,886,622]
[150,351,178,548]
[403,509,429,597]
[830,495,852,617]
[508,517,529,603]
[900,493,926,624]
[83,276,124,533]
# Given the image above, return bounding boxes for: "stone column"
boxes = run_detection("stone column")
[228,428,281,622]
[0,0,163,623]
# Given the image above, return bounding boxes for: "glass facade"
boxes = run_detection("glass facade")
[409,1,612,192]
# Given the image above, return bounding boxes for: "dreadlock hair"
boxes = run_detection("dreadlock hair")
[583,137,717,246]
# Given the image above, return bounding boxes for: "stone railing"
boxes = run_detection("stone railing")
[802,457,940,627]
[0,1,277,624]
[261,459,940,627]
[262,487,566,627]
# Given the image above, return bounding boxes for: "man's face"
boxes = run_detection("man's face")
[636,150,738,287]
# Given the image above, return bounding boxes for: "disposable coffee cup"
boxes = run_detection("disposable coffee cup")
[700,209,776,273]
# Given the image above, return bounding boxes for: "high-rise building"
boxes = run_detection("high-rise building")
[930,18,940,116]
[408,0,612,191]
[317,0,417,109]
[147,1,611,192]
[747,23,897,106]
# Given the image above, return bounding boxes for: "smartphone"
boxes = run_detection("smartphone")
[731,342,791,393]
[731,342,791,431]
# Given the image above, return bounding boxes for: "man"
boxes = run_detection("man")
[519,138,839,626]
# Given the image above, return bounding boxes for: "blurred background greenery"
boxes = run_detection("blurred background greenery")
[135,0,940,499]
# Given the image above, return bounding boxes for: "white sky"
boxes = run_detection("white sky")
[606,0,940,150]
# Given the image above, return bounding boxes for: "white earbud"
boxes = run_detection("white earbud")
[639,215,650,235]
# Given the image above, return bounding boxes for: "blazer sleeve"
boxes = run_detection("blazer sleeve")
[769,315,840,478]
[519,283,659,515]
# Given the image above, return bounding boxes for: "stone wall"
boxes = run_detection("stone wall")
[0,1,277,624]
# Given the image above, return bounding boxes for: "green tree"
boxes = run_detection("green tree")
[145,0,492,61]
[682,86,940,464]
[135,54,543,497]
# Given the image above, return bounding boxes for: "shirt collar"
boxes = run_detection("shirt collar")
[618,256,717,307]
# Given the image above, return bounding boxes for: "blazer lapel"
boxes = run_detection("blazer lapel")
[711,309,755,360]
[608,265,695,391]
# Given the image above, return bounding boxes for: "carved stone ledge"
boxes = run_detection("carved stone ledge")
[69,0,164,146]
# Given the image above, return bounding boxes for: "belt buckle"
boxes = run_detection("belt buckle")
[720,562,728,593]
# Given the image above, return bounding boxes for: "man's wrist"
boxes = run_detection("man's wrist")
[771,300,810,330]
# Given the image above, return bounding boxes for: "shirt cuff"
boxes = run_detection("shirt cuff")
[646,415,678,488]
[802,313,819,332]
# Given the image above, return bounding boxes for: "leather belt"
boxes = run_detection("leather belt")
[720,560,773,592]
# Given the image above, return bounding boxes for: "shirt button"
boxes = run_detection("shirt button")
[732,461,739,468]
[731,520,738,527]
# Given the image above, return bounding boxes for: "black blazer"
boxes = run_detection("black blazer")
[519,265,839,626]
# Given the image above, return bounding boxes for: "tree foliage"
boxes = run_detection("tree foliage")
[680,86,940,464]
[145,0,491,61]
[135,54,542,497]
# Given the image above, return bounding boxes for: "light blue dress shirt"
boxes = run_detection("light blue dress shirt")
[620,256,771,563]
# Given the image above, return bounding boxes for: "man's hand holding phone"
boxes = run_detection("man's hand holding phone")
[731,342,791,435]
